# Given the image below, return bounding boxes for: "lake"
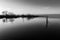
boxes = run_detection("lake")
[0,17,60,40]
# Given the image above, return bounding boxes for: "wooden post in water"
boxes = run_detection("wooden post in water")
[46,16,48,29]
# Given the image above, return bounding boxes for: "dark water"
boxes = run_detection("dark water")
[0,18,60,40]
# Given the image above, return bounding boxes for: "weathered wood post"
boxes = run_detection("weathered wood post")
[46,16,48,29]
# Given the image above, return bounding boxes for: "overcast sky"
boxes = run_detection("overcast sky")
[0,0,60,14]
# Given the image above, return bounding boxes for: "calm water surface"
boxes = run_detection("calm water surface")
[0,17,60,39]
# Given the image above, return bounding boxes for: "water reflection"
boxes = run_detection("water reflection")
[1,17,60,40]
[0,17,46,31]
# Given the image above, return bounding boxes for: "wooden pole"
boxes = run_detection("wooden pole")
[46,16,48,29]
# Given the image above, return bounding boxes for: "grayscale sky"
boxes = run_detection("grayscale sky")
[0,0,60,14]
